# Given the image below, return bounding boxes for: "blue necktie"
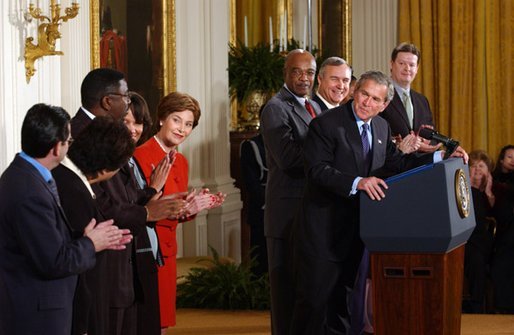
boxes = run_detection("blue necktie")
[361,123,371,173]
[351,123,373,334]
[48,179,61,206]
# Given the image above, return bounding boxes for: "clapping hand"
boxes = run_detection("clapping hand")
[397,131,422,154]
[84,218,133,252]
[149,153,174,192]
[176,188,227,220]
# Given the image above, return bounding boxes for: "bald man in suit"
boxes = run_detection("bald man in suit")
[260,49,321,335]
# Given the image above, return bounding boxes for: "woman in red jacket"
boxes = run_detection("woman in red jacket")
[133,92,224,333]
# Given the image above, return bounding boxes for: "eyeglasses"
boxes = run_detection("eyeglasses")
[290,68,316,78]
[106,92,131,104]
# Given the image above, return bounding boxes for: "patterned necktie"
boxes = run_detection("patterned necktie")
[305,99,316,118]
[402,91,414,129]
[48,179,61,206]
[361,123,371,173]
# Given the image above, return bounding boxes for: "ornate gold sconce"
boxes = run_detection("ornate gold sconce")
[24,0,80,83]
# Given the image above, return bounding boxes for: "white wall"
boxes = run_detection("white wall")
[351,0,398,76]
[175,0,242,261]
[0,0,88,173]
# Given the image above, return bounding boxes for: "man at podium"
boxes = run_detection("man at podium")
[290,71,468,335]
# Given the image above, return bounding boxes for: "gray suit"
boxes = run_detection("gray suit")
[260,86,321,334]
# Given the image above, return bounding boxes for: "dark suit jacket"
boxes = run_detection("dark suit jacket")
[131,161,161,335]
[294,103,434,268]
[53,162,109,335]
[71,108,94,139]
[0,155,96,335]
[312,93,330,112]
[240,134,267,228]
[70,113,156,309]
[260,86,321,238]
[92,164,156,308]
[380,89,434,137]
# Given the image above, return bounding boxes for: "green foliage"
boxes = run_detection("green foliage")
[228,39,324,105]
[228,41,285,104]
[176,246,270,310]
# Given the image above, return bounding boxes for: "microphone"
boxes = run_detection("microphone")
[418,127,459,157]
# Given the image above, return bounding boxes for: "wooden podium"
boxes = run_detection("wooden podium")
[360,159,476,334]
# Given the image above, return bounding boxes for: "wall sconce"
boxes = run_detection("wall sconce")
[24,0,80,83]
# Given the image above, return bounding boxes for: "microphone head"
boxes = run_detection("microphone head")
[418,127,435,140]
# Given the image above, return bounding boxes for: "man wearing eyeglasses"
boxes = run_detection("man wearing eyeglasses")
[71,68,131,139]
[259,49,321,335]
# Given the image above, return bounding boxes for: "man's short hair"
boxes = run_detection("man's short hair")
[68,116,134,179]
[21,103,70,158]
[80,68,125,110]
[391,42,421,63]
[318,57,350,78]
[355,71,395,102]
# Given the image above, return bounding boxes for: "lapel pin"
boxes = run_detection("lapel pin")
[378,139,382,144]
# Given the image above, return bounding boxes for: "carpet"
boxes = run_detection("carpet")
[170,309,514,335]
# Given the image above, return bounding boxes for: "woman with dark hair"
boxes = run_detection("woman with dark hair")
[491,145,514,313]
[133,91,225,333]
[53,116,134,335]
[124,91,165,335]
[492,145,514,185]
[127,91,153,145]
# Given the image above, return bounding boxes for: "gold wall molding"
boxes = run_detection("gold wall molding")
[318,0,352,63]
[89,0,176,93]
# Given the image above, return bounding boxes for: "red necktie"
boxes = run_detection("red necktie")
[305,99,316,118]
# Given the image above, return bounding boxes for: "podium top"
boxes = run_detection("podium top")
[361,158,476,253]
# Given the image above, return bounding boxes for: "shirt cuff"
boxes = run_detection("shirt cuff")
[351,177,362,195]
[433,151,443,163]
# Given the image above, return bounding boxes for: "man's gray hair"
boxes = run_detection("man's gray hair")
[318,57,349,78]
[355,71,395,102]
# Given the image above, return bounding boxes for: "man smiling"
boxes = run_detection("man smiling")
[260,49,321,335]
[313,57,353,111]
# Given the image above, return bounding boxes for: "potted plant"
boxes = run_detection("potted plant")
[176,246,270,310]
[228,41,285,129]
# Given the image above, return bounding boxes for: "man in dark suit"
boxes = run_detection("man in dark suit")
[71,68,131,138]
[380,42,440,153]
[260,49,321,335]
[0,104,129,335]
[290,71,468,334]
[312,57,353,111]
[240,133,268,277]
[73,68,182,334]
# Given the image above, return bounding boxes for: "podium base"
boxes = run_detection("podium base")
[371,245,464,335]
